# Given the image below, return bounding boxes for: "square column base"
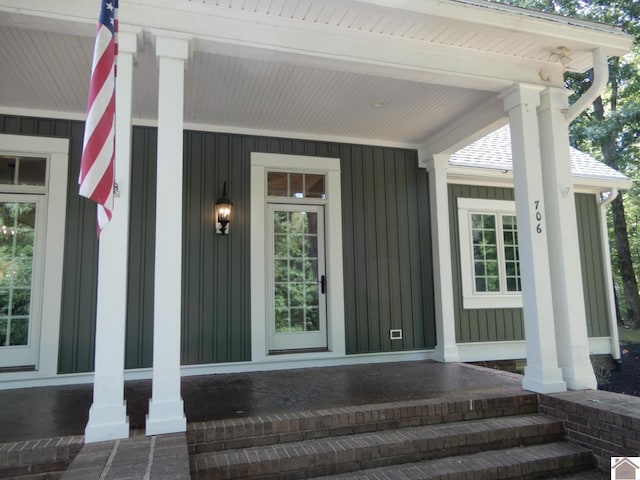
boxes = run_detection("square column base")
[85,402,129,443]
[522,366,567,394]
[435,345,460,363]
[146,398,186,436]
[562,366,598,391]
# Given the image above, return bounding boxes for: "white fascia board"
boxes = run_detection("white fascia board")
[356,0,632,59]
[447,165,631,192]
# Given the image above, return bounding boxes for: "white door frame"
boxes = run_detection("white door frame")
[0,134,68,378]
[250,153,346,362]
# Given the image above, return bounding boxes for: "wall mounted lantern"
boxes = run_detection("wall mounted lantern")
[215,181,233,235]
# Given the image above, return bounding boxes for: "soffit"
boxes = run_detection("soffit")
[0,0,632,147]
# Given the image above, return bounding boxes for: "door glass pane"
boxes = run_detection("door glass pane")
[273,210,320,333]
[0,201,37,347]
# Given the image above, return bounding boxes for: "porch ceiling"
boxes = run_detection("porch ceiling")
[0,0,632,148]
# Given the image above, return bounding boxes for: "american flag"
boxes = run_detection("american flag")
[79,0,118,234]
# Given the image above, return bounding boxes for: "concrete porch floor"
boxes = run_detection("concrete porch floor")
[0,361,527,443]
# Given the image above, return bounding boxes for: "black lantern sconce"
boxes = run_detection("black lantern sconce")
[215,181,233,235]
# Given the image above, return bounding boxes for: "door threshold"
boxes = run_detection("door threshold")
[269,348,329,355]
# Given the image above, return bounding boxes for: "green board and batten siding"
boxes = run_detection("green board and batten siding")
[176,132,436,362]
[575,193,611,337]
[0,116,436,373]
[127,130,437,365]
[0,115,99,374]
[448,183,610,343]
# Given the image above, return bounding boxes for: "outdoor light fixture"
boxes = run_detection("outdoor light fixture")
[215,181,232,235]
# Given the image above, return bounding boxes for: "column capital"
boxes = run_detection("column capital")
[538,86,570,113]
[499,83,545,113]
[117,27,143,55]
[151,30,193,60]
[423,153,450,172]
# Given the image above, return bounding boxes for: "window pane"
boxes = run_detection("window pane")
[471,213,499,293]
[290,308,304,330]
[502,215,521,292]
[17,158,46,186]
[290,174,303,198]
[0,157,16,185]
[12,289,30,315]
[0,318,5,345]
[305,307,319,331]
[0,201,36,351]
[274,260,289,283]
[275,308,289,332]
[305,174,325,198]
[9,318,28,345]
[272,207,322,335]
[267,172,288,196]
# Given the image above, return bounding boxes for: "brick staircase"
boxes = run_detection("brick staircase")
[187,392,604,480]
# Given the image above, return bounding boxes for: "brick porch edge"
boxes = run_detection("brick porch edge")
[539,389,640,472]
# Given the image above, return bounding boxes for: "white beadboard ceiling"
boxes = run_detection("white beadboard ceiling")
[0,0,632,147]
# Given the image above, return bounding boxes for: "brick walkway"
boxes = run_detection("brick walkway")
[61,433,190,480]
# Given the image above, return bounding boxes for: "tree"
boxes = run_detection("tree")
[499,0,640,327]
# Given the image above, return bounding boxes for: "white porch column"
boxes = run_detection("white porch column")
[538,87,597,390]
[501,84,566,394]
[85,30,139,443]
[146,33,191,436]
[426,154,460,362]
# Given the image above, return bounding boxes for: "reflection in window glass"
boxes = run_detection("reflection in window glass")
[267,172,287,197]
[0,156,46,187]
[0,157,16,185]
[273,211,320,333]
[267,172,326,199]
[18,158,47,186]
[0,201,37,348]
[305,174,325,198]
[471,213,499,293]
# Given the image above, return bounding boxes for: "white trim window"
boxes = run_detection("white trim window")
[0,134,68,377]
[457,198,522,309]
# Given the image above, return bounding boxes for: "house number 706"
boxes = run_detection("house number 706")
[534,200,542,234]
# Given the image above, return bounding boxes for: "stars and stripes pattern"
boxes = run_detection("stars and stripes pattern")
[79,0,118,234]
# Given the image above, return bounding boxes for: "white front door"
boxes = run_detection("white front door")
[267,203,327,352]
[0,195,44,368]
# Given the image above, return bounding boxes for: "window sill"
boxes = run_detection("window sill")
[462,295,522,310]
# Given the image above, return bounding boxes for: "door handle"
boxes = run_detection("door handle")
[320,275,326,294]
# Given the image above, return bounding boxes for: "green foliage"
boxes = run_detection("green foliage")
[498,0,640,325]
[0,201,36,347]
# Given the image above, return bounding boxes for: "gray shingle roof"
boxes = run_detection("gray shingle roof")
[450,125,630,185]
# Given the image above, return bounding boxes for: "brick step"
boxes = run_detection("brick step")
[187,392,538,454]
[547,471,608,480]
[190,413,565,479]
[317,442,595,480]
[0,436,83,480]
